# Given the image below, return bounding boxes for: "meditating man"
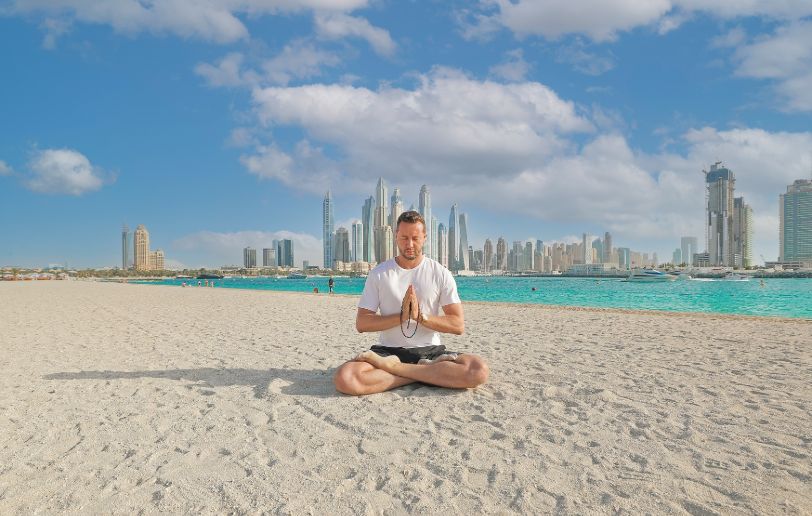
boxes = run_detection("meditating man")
[333,210,489,395]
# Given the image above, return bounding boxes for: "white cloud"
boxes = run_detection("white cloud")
[489,49,531,82]
[173,230,323,268]
[195,52,256,88]
[314,12,396,57]
[731,20,812,111]
[9,0,370,45]
[556,39,615,75]
[0,160,12,176]
[25,148,111,195]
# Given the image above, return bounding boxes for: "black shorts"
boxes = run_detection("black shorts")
[370,344,461,364]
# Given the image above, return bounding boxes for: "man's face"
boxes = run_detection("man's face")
[396,222,426,261]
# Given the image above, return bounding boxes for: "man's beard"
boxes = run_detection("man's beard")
[400,249,421,261]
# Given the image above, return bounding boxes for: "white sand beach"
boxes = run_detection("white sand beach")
[1,281,810,514]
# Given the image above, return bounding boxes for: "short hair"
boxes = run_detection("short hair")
[396,210,426,233]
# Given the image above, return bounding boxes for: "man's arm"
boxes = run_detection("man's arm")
[421,302,464,335]
[355,308,403,333]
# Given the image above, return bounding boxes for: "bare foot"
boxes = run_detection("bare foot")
[355,350,401,371]
[417,353,460,365]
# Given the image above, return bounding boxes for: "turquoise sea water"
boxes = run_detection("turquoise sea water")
[138,276,812,319]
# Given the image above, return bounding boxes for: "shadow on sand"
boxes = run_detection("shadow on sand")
[43,367,340,399]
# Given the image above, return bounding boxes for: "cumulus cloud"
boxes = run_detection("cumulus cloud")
[8,0,370,44]
[489,49,531,81]
[730,20,812,111]
[173,230,322,268]
[555,39,615,75]
[314,12,396,57]
[0,160,12,176]
[464,0,812,42]
[25,148,112,195]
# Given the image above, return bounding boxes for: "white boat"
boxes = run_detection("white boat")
[286,272,307,279]
[722,272,750,281]
[625,269,677,282]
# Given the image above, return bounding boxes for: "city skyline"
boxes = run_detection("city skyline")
[2,5,812,268]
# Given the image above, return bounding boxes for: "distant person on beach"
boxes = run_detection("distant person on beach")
[333,210,489,395]
[328,277,334,294]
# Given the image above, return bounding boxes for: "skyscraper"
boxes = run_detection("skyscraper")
[121,224,130,269]
[362,196,375,262]
[333,227,350,264]
[779,179,812,262]
[263,248,276,267]
[524,241,534,271]
[374,226,394,263]
[705,162,736,266]
[272,239,280,265]
[134,224,150,271]
[419,185,432,259]
[458,212,470,271]
[483,238,493,273]
[278,239,294,267]
[323,190,334,269]
[243,247,257,268]
[374,177,388,229]
[496,237,507,271]
[448,204,459,271]
[680,236,698,266]
[733,197,753,267]
[604,232,612,263]
[351,221,363,262]
[431,216,438,261]
[582,233,592,264]
[390,188,403,256]
[437,223,448,268]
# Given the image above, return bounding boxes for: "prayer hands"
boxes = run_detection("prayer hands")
[401,285,419,321]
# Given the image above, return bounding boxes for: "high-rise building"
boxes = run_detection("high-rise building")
[437,223,448,268]
[705,162,736,266]
[673,248,682,265]
[390,188,403,256]
[582,233,592,264]
[483,239,493,273]
[779,179,812,262]
[362,196,375,262]
[524,241,534,271]
[448,204,459,271]
[680,236,698,266]
[278,239,294,267]
[733,197,753,268]
[512,241,523,271]
[592,238,603,264]
[374,226,393,263]
[616,247,631,269]
[333,227,350,265]
[243,247,257,268]
[419,185,432,259]
[134,224,150,270]
[496,237,507,271]
[272,239,280,265]
[604,232,612,263]
[121,224,130,269]
[374,177,388,229]
[351,221,364,262]
[431,216,438,261]
[323,190,334,269]
[263,248,276,267]
[149,249,164,270]
[458,212,470,271]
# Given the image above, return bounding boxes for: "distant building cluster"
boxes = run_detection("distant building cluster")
[121,224,164,271]
[243,239,294,270]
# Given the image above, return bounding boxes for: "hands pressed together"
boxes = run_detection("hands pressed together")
[401,284,420,321]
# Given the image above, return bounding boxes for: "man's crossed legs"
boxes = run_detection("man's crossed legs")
[333,347,489,396]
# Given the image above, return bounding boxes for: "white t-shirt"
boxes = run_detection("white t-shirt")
[358,257,461,348]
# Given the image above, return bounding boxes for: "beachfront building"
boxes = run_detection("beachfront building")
[582,234,592,264]
[323,190,334,269]
[458,212,470,271]
[733,197,753,267]
[448,204,459,271]
[278,239,294,267]
[680,236,698,266]
[604,232,613,263]
[374,177,388,229]
[419,185,432,259]
[121,225,130,269]
[351,221,363,262]
[262,248,276,267]
[134,224,150,270]
[437,223,448,268]
[362,196,375,263]
[374,226,393,263]
[333,227,350,266]
[483,239,493,273]
[780,179,812,263]
[705,161,736,266]
[390,188,403,256]
[496,237,507,271]
[524,241,534,271]
[243,247,257,269]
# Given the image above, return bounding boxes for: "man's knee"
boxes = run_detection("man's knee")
[463,355,489,387]
[333,363,365,396]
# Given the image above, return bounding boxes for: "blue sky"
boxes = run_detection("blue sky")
[1,1,811,269]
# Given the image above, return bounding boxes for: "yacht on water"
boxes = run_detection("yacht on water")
[625,269,677,282]
[286,272,307,279]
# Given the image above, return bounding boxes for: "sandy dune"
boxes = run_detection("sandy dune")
[1,281,810,514]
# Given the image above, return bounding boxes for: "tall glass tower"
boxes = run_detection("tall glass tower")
[351,221,363,262]
[419,185,431,258]
[705,162,736,266]
[362,196,375,262]
[448,204,459,271]
[322,190,334,269]
[374,177,388,229]
[780,179,812,262]
[458,212,470,271]
[390,188,403,256]
[121,224,130,269]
